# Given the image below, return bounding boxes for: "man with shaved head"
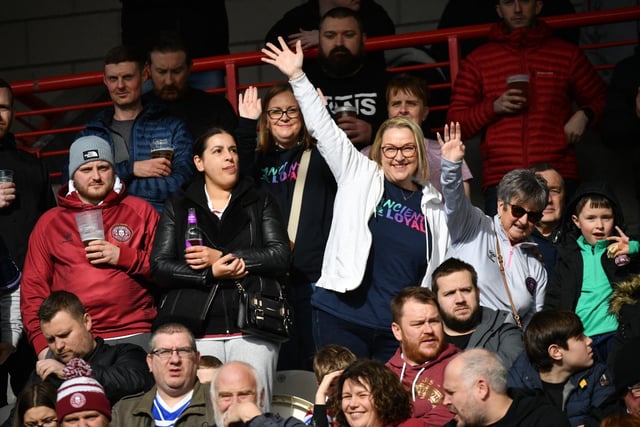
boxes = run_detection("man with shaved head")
[443,349,569,427]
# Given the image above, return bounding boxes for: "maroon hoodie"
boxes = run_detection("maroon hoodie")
[386,343,459,426]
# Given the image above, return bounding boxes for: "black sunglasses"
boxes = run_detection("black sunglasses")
[508,203,543,223]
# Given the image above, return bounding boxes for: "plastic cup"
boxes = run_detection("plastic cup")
[506,74,530,107]
[0,170,14,183]
[74,210,105,246]
[150,139,174,161]
[334,105,357,120]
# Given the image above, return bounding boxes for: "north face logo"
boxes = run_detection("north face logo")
[82,150,99,160]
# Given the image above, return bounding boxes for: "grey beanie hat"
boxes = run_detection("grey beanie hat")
[68,136,115,178]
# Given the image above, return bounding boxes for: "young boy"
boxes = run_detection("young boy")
[361,73,474,196]
[544,181,640,361]
[196,354,222,384]
[508,310,617,427]
[306,344,356,427]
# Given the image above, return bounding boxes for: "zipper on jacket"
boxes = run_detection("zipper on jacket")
[221,287,231,334]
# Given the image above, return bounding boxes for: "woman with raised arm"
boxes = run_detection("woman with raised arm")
[261,38,449,361]
[438,122,548,328]
[235,84,337,370]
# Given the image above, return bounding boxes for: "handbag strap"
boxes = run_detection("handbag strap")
[495,232,523,329]
[287,149,311,244]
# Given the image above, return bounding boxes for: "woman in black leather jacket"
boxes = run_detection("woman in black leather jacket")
[150,127,290,407]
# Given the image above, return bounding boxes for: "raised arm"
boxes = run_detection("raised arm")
[438,122,487,242]
[437,122,465,163]
[261,38,376,184]
[236,86,261,178]
[261,37,305,81]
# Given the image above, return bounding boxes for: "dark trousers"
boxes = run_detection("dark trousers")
[277,282,316,371]
[312,308,397,362]
[0,334,36,405]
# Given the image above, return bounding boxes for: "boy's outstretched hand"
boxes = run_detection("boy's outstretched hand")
[437,121,465,163]
[606,226,633,258]
[262,37,304,81]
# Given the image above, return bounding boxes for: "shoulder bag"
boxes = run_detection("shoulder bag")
[236,275,292,343]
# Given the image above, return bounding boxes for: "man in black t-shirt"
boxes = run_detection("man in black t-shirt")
[443,349,570,427]
[305,7,388,147]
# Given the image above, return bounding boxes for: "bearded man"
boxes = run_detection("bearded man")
[387,286,458,425]
[431,258,524,369]
[305,7,388,147]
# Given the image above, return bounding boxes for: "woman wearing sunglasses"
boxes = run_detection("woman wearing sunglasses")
[438,122,549,328]
[262,39,449,361]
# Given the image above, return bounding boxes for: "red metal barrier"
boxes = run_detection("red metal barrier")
[9,5,640,167]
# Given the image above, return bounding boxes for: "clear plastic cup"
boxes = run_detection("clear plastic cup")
[0,169,14,183]
[74,210,105,246]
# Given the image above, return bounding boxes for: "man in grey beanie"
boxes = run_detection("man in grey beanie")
[21,134,160,362]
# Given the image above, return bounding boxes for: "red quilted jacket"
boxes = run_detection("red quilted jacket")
[447,20,606,188]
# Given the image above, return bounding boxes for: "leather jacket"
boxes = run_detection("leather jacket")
[150,174,290,335]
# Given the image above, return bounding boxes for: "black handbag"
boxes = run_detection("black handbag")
[236,275,292,343]
[156,283,219,335]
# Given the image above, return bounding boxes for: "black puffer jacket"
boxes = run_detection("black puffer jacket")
[1,338,154,427]
[27,337,153,404]
[150,174,290,335]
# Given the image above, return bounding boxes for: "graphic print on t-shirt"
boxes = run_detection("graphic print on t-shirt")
[260,160,300,184]
[376,195,426,233]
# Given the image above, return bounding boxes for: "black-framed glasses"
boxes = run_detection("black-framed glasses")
[266,107,300,120]
[507,203,543,223]
[150,347,196,359]
[24,418,57,427]
[628,384,640,398]
[380,144,417,159]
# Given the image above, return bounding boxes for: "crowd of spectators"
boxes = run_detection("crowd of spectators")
[1,1,640,426]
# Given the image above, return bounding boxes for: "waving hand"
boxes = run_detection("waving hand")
[261,37,304,80]
[437,122,465,163]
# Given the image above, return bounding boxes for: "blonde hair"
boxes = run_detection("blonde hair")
[369,116,429,183]
[313,344,356,382]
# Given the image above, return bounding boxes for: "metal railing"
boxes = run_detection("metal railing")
[9,6,640,173]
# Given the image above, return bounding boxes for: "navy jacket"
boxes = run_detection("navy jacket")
[78,104,194,212]
[508,352,617,427]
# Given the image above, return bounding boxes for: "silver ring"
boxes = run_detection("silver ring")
[202,258,206,263]
[100,252,104,258]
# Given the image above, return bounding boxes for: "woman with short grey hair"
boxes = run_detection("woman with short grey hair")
[439,123,548,327]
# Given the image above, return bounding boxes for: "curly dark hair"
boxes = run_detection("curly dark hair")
[332,359,412,427]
